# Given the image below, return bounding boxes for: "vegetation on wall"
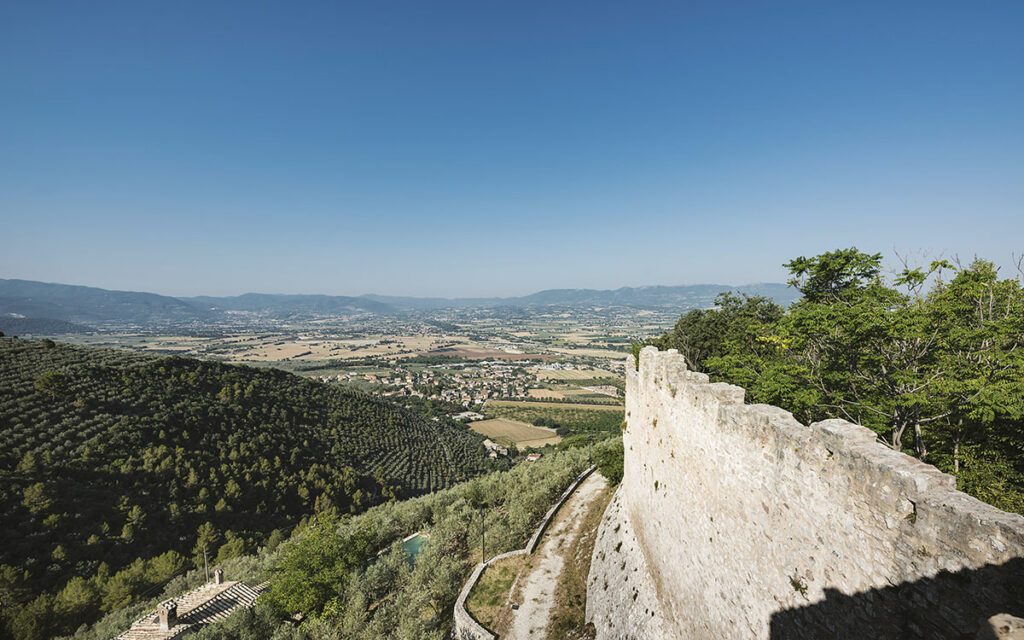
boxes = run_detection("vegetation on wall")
[655,248,1024,514]
[0,338,496,639]
[593,437,624,485]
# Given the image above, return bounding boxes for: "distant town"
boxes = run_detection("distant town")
[313,360,623,408]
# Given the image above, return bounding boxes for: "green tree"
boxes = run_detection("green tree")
[33,370,67,397]
[10,593,54,640]
[657,292,784,372]
[22,483,54,515]
[658,248,1024,514]
[267,516,375,617]
[0,564,28,610]
[783,247,883,302]
[193,522,221,568]
[216,533,248,564]
[54,576,98,622]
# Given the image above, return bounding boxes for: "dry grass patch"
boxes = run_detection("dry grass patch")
[469,418,562,448]
[529,388,568,400]
[531,367,612,381]
[465,555,531,634]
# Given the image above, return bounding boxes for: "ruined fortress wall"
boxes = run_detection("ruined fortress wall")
[587,347,1024,639]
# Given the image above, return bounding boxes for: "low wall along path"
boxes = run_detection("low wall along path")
[453,465,597,640]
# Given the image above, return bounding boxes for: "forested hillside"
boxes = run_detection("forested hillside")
[654,249,1024,515]
[65,446,594,640]
[0,317,93,336]
[0,279,208,327]
[0,338,494,639]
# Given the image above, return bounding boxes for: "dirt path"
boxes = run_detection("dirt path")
[507,471,607,640]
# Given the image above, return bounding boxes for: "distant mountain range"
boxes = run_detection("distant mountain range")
[360,283,798,310]
[185,292,395,315]
[0,279,208,327]
[0,278,800,329]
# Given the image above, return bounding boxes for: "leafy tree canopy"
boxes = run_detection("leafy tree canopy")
[658,249,1024,515]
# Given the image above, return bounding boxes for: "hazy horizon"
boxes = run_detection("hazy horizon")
[3,1,1023,297]
[1,275,800,301]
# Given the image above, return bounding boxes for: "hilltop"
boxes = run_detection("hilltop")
[0,279,208,328]
[0,337,494,638]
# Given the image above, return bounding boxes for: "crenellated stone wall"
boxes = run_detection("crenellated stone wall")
[587,347,1024,640]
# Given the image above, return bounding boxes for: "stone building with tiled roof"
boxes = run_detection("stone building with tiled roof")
[116,569,269,640]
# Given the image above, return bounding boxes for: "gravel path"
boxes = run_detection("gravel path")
[508,471,607,639]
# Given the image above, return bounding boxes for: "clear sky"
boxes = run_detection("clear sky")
[2,1,1022,297]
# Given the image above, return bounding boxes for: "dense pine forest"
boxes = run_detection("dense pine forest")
[653,249,1024,515]
[0,338,495,639]
[65,446,597,640]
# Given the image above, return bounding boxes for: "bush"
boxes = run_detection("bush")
[593,437,624,485]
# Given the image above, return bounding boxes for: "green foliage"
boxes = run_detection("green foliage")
[555,433,599,451]
[655,292,784,372]
[630,340,644,370]
[33,370,67,396]
[21,483,54,515]
[593,437,624,485]
[266,516,375,617]
[255,447,591,639]
[656,249,1024,515]
[0,337,493,638]
[783,247,883,302]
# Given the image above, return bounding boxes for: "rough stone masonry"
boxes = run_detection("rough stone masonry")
[586,347,1024,640]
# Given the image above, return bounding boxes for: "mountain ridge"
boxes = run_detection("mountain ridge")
[364,282,799,310]
[0,278,800,327]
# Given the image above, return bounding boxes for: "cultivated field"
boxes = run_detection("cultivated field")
[469,418,562,448]
[528,389,566,399]
[531,366,615,381]
[486,400,624,412]
[419,347,556,362]
[549,346,629,360]
[484,401,625,437]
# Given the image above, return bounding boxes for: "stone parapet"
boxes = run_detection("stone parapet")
[588,347,1024,639]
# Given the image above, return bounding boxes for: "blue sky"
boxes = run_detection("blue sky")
[2,1,1022,297]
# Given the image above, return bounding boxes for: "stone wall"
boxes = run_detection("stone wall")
[587,347,1024,639]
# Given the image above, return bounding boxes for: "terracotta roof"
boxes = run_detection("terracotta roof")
[116,580,269,640]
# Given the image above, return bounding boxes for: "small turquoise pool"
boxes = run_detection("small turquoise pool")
[402,533,428,566]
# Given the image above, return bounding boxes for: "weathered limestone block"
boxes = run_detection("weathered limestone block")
[978,614,1024,640]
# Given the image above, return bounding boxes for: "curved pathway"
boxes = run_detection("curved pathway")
[507,471,607,639]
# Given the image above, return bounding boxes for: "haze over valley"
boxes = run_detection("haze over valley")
[3,2,1023,639]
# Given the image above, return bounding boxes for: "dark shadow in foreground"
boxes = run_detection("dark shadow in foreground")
[769,558,1024,640]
